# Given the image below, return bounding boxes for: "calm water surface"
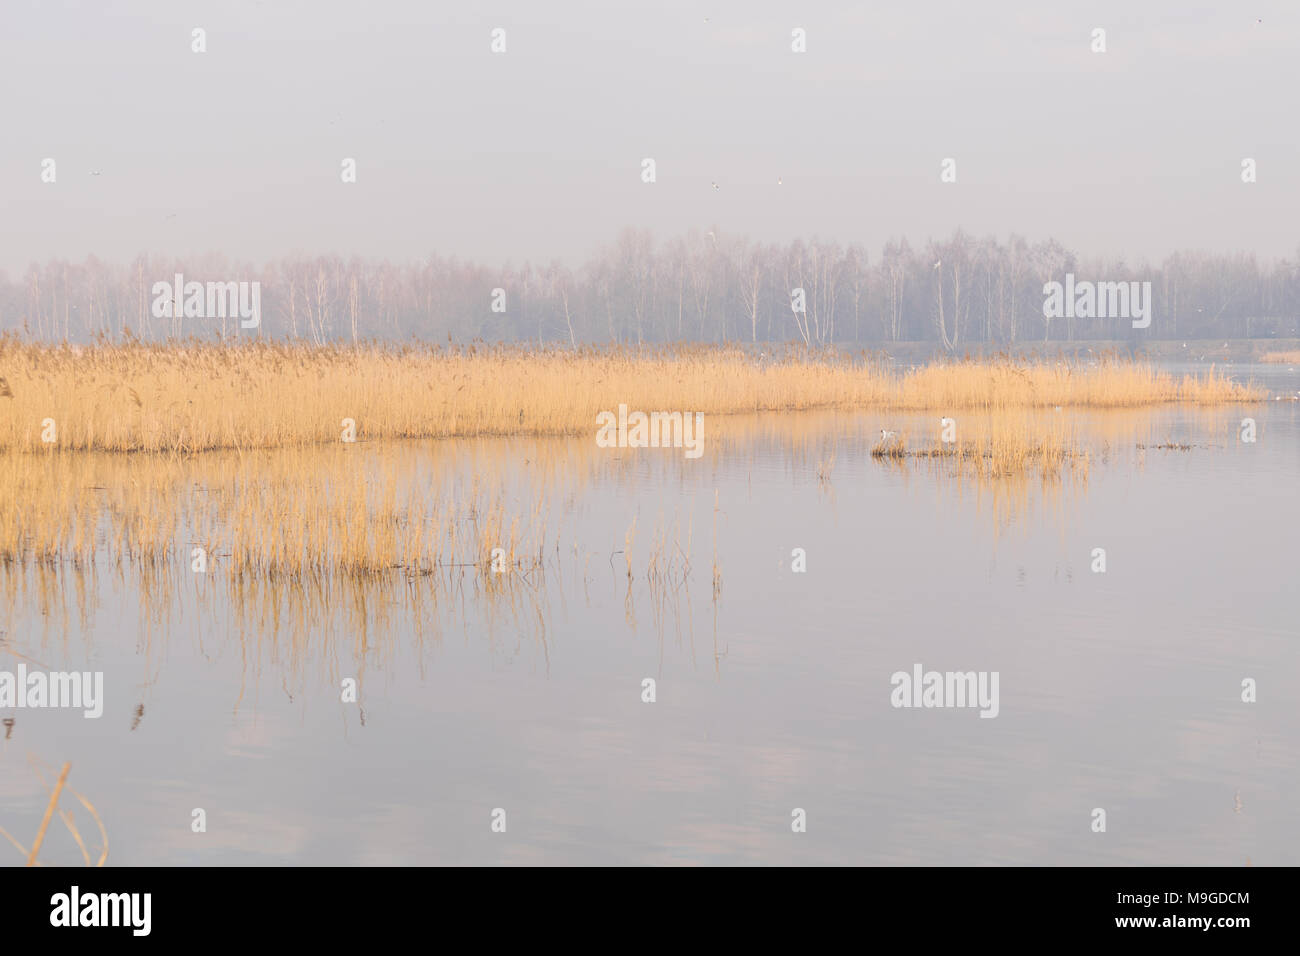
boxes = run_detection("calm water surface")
[2,363,1296,865]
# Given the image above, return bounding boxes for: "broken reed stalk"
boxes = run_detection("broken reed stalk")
[27,761,71,866]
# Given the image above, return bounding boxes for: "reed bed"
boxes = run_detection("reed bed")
[0,405,1243,690]
[1260,350,1300,364]
[0,447,549,579]
[0,401,1251,585]
[870,412,1086,480]
[0,339,1262,453]
[0,341,1259,603]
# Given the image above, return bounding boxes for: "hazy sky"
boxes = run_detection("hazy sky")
[3,0,1297,272]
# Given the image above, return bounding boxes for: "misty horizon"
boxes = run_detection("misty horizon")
[5,224,1297,345]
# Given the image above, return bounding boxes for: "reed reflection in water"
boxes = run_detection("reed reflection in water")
[2,391,1296,865]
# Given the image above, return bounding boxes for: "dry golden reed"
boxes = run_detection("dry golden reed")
[1261,350,1300,364]
[0,446,550,580]
[0,757,108,867]
[0,339,1262,453]
[871,412,1085,479]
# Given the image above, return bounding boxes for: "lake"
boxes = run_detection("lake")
[2,362,1296,865]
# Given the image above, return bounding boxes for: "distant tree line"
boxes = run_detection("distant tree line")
[2,228,1297,345]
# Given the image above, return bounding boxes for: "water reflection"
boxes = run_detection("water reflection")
[0,402,1276,701]
[2,375,1296,864]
